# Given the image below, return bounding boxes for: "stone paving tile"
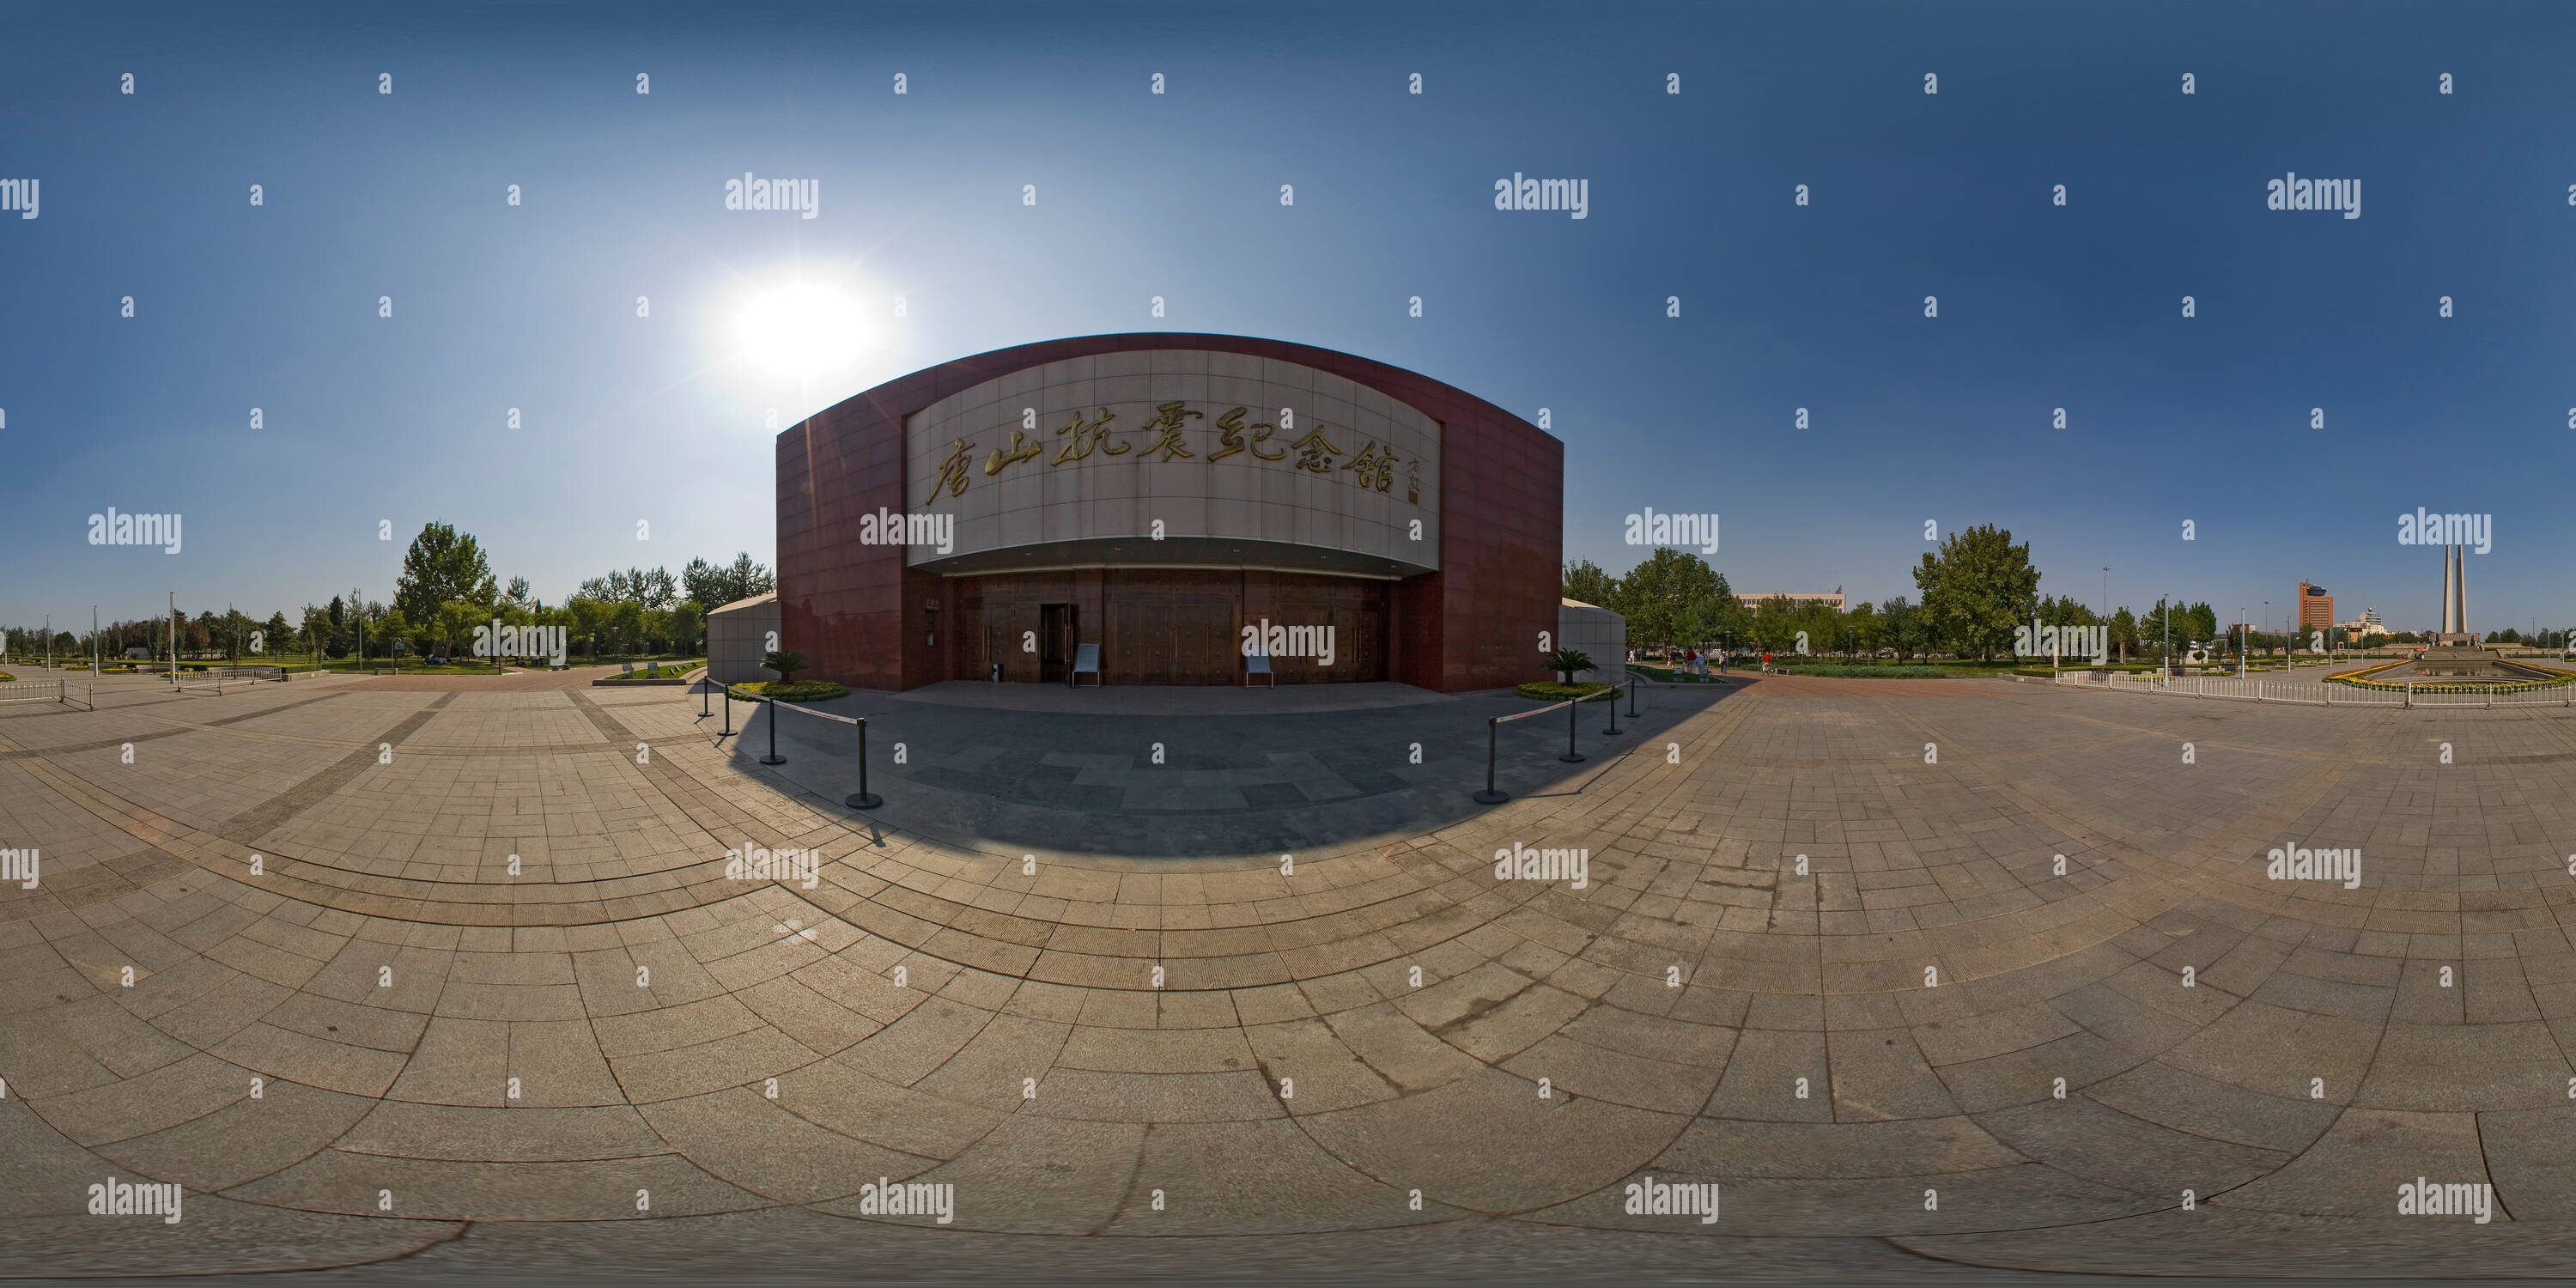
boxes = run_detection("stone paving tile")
[826,1113,1145,1234]
[636,1088,933,1202]
[5,673,2576,1275]
[1099,1119,1471,1234]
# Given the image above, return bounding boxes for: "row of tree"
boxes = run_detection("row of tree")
[1563,524,2524,664]
[3,523,775,666]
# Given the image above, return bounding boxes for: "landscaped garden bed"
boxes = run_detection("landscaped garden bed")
[1513,681,1613,701]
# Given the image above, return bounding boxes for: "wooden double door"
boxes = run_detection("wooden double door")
[1102,571,1387,685]
[957,569,1388,685]
[1106,570,1241,685]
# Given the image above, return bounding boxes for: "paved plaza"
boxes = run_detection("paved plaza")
[2,665,2574,1280]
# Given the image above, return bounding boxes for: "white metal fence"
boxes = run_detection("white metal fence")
[2052,670,2572,708]
[0,679,92,709]
[170,665,284,695]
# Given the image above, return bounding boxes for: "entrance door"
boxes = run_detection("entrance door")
[1039,604,1072,683]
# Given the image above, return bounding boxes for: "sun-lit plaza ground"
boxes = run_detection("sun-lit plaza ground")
[3,665,2573,1279]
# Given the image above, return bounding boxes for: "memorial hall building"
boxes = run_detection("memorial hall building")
[775,334,1563,690]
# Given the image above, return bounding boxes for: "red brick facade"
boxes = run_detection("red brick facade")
[776,334,1562,692]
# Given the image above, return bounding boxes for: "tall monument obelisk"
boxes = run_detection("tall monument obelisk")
[2451,544,2466,636]
[2440,544,2457,635]
[2423,544,2488,669]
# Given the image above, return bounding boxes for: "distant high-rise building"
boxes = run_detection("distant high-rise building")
[2299,582,2335,638]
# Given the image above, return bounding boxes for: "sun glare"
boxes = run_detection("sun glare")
[737,283,869,376]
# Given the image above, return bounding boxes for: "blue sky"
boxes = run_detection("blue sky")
[4,1,2573,638]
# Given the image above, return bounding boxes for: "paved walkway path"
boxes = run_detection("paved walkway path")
[1,671,2572,1279]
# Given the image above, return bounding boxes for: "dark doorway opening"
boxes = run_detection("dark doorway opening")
[1039,603,1074,683]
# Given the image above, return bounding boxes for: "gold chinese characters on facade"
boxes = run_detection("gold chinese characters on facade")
[928,403,1424,507]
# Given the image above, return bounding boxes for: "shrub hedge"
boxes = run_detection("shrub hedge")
[732,679,852,702]
[1513,681,1613,701]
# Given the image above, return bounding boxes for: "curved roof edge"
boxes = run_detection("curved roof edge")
[810,331,1555,447]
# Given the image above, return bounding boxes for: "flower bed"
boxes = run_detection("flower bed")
[2324,659,2573,693]
[1513,681,1613,701]
[731,679,851,702]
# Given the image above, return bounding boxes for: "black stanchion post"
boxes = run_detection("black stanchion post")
[721,686,734,738]
[1602,685,1620,735]
[1561,698,1584,763]
[1473,715,1507,804]
[760,698,787,765]
[847,716,882,809]
[700,677,711,718]
[1627,673,1640,718]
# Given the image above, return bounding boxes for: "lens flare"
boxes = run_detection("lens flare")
[737,283,868,375]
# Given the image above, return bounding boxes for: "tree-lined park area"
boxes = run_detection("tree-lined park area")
[2,522,769,673]
[1563,523,2531,676]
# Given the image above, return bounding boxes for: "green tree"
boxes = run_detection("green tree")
[2111,607,2138,662]
[1912,524,2040,661]
[301,605,333,660]
[1750,595,1800,654]
[1880,596,1930,662]
[1845,600,1882,659]
[578,566,678,609]
[2036,594,2097,627]
[1616,549,1728,653]
[2185,602,2219,646]
[683,554,776,608]
[1795,598,1842,659]
[1679,592,1740,656]
[2142,598,2178,658]
[368,608,410,660]
[670,601,707,656]
[437,600,484,660]
[566,598,611,659]
[395,523,497,627]
[1561,560,1618,608]
[609,601,647,657]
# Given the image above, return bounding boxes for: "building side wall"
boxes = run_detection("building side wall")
[707,598,782,683]
[1557,603,1626,684]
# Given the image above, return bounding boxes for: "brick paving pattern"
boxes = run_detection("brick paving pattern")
[1,666,2570,1279]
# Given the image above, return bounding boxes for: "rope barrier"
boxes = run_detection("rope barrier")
[704,680,882,809]
[1477,686,1625,805]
